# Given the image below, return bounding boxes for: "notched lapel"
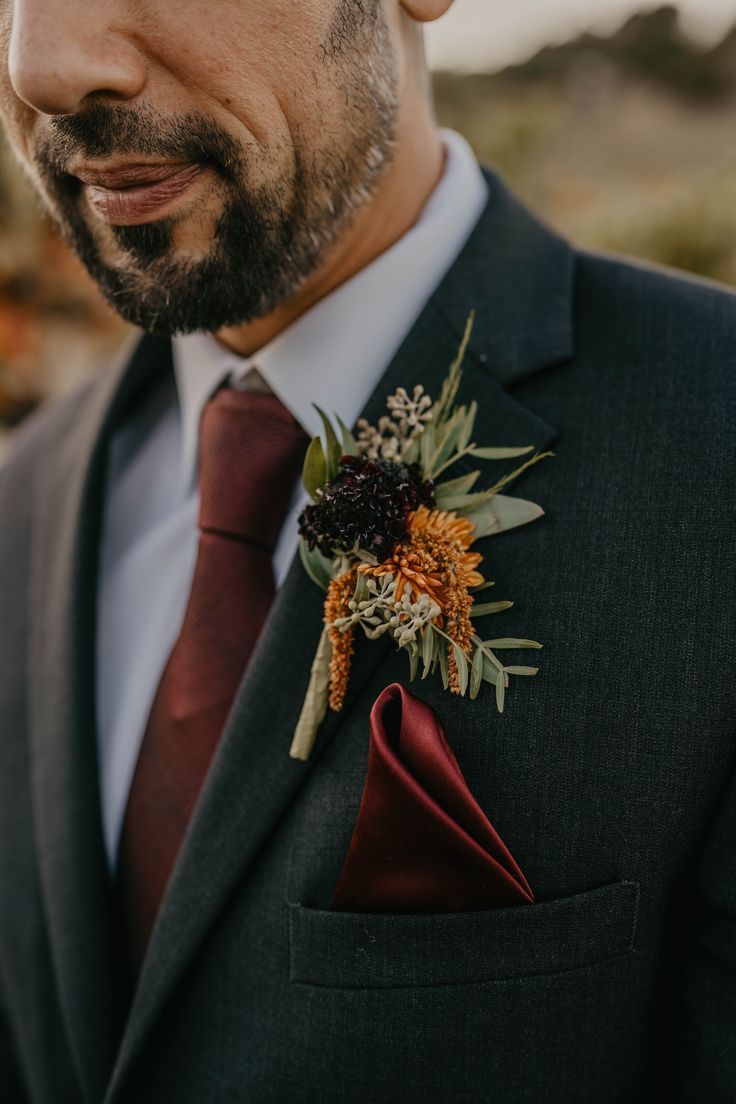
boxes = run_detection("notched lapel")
[27,331,172,1102]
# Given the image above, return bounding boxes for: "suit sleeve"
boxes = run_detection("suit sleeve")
[0,993,27,1103]
[677,755,736,1100]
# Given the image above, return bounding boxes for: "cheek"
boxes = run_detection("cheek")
[0,81,34,166]
[151,1,335,141]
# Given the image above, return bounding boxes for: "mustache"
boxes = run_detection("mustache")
[34,103,243,183]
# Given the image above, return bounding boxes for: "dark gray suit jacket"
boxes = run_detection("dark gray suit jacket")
[0,166,734,1103]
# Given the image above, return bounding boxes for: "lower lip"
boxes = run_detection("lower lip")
[84,162,208,225]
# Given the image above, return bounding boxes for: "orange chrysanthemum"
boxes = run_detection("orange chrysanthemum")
[408,506,484,590]
[359,505,486,693]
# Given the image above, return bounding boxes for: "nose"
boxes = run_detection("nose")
[7,0,146,115]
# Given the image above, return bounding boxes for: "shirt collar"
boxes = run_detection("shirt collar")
[171,127,489,495]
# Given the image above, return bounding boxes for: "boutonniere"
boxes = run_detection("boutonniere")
[289,312,552,760]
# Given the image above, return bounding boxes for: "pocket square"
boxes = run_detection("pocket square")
[331,683,534,912]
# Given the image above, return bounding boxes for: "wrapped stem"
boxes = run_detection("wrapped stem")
[289,627,332,761]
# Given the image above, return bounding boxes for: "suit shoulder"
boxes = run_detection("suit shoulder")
[574,247,736,360]
[1,377,100,489]
[0,330,142,495]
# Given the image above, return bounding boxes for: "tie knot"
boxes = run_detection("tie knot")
[197,386,309,551]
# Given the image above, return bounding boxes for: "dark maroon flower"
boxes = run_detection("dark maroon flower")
[299,455,435,559]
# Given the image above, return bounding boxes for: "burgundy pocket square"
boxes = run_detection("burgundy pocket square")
[331,683,534,912]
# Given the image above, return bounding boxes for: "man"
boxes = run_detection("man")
[0,0,733,1101]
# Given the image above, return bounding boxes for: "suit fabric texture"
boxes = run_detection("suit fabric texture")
[0,165,734,1103]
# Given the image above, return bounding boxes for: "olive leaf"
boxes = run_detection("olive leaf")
[438,642,449,690]
[495,669,507,713]
[470,600,514,618]
[453,644,469,696]
[302,436,327,501]
[335,415,358,457]
[468,445,534,460]
[313,404,342,481]
[464,494,544,539]
[434,470,482,501]
[421,626,435,678]
[299,540,332,592]
[470,645,484,700]
[435,487,496,512]
[407,641,420,682]
[457,400,478,453]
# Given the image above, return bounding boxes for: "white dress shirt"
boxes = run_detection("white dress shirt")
[96,128,489,873]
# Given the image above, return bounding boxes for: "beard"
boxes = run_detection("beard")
[31,3,399,336]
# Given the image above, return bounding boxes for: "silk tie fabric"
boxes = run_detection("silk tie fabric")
[331,683,534,911]
[116,384,308,975]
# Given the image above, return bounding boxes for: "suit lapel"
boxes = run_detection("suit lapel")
[28,330,174,1102]
[105,167,574,1100]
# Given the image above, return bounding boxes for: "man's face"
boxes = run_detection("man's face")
[0,1,400,334]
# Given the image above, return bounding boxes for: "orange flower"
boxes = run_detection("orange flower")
[358,505,484,607]
[361,548,444,607]
[409,505,475,546]
[358,505,486,694]
[408,506,484,590]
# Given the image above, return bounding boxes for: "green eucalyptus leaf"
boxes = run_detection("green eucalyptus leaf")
[302,436,327,500]
[435,470,481,501]
[335,415,358,456]
[471,600,514,618]
[299,540,332,592]
[429,407,466,476]
[313,405,341,480]
[481,654,500,685]
[453,644,469,696]
[460,498,498,537]
[420,421,436,476]
[421,626,435,678]
[464,494,544,539]
[402,437,421,465]
[438,642,449,690]
[457,400,478,452]
[408,643,419,682]
[470,645,484,700]
[440,486,496,513]
[495,669,506,713]
[468,445,535,460]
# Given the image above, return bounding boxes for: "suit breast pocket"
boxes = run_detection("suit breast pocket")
[288,879,640,988]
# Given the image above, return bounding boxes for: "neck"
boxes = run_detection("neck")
[214,108,445,359]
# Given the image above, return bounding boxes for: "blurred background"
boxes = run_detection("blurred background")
[1,1,736,441]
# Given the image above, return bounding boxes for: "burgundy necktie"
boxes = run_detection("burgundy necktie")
[115,384,308,975]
